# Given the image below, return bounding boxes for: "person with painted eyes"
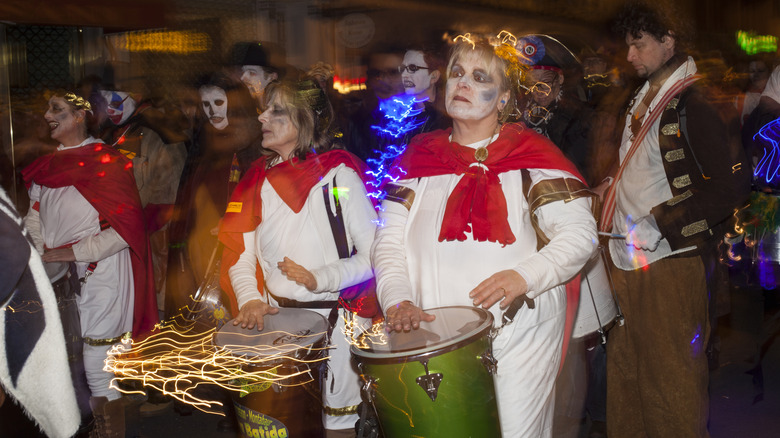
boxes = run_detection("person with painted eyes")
[165,73,263,322]
[218,79,379,437]
[372,33,597,437]
[22,90,157,436]
[517,34,596,185]
[99,86,186,318]
[232,41,286,104]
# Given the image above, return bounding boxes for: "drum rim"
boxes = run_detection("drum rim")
[351,306,494,363]
[213,307,329,360]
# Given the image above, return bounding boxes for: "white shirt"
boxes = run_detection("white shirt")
[610,57,698,270]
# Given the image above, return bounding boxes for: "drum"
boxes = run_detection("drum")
[351,306,500,437]
[213,308,329,438]
[573,249,620,339]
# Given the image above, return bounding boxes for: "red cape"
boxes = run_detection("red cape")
[22,142,158,338]
[398,123,586,371]
[398,123,585,245]
[218,150,370,315]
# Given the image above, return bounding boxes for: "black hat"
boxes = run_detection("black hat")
[516,35,580,72]
[231,42,286,74]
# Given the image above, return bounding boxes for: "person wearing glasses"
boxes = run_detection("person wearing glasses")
[518,35,596,185]
[398,46,451,141]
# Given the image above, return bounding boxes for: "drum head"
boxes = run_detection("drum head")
[352,306,493,359]
[214,308,328,361]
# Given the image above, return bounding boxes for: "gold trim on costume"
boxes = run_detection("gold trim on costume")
[665,149,685,162]
[384,184,416,210]
[667,190,692,206]
[681,220,708,237]
[323,404,359,416]
[526,178,593,213]
[84,332,132,346]
[732,162,742,173]
[672,174,691,189]
[666,98,679,110]
[661,123,680,136]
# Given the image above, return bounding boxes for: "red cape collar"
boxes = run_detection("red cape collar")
[217,150,370,315]
[397,123,584,245]
[22,142,158,337]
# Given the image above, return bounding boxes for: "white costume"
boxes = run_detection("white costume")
[25,138,134,400]
[228,163,377,430]
[372,136,597,437]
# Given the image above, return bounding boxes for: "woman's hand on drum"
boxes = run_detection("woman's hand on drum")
[278,257,317,291]
[41,247,76,263]
[469,270,529,310]
[385,300,435,332]
[234,299,279,331]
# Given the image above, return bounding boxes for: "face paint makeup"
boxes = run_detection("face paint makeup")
[241,65,275,97]
[44,96,85,146]
[445,51,507,122]
[257,94,299,160]
[401,50,436,99]
[199,86,229,130]
[100,90,136,126]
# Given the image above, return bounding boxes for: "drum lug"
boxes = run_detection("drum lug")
[360,373,377,405]
[479,349,498,375]
[415,360,443,402]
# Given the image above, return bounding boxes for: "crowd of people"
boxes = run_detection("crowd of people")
[1,0,776,437]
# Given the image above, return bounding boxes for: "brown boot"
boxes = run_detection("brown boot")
[88,396,125,438]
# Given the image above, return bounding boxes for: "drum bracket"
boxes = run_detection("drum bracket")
[415,360,443,402]
[479,349,498,375]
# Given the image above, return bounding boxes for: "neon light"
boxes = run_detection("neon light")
[363,93,423,212]
[753,118,780,185]
[737,31,778,55]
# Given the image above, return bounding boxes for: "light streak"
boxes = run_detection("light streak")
[105,317,330,415]
[343,314,387,350]
[364,94,420,213]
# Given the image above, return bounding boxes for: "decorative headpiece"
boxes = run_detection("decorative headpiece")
[64,92,93,113]
[515,34,580,73]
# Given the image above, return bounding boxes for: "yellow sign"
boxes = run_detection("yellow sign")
[226,202,243,213]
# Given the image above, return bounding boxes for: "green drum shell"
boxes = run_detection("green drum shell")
[352,307,501,437]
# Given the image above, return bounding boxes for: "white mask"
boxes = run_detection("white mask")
[100,90,136,126]
[199,86,229,130]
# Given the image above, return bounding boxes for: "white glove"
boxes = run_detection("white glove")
[626,214,662,251]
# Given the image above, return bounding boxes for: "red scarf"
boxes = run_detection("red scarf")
[398,123,585,245]
[218,150,370,315]
[22,142,158,338]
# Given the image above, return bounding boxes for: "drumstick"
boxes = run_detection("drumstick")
[598,231,627,239]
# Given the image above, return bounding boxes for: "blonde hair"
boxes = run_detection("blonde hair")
[447,32,528,122]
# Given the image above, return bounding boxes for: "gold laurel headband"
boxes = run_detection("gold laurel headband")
[64,92,93,113]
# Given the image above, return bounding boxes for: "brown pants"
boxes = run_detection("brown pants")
[607,255,711,438]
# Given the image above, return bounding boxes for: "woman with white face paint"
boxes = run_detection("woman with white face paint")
[218,79,378,436]
[395,47,451,143]
[372,34,598,436]
[23,91,157,436]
